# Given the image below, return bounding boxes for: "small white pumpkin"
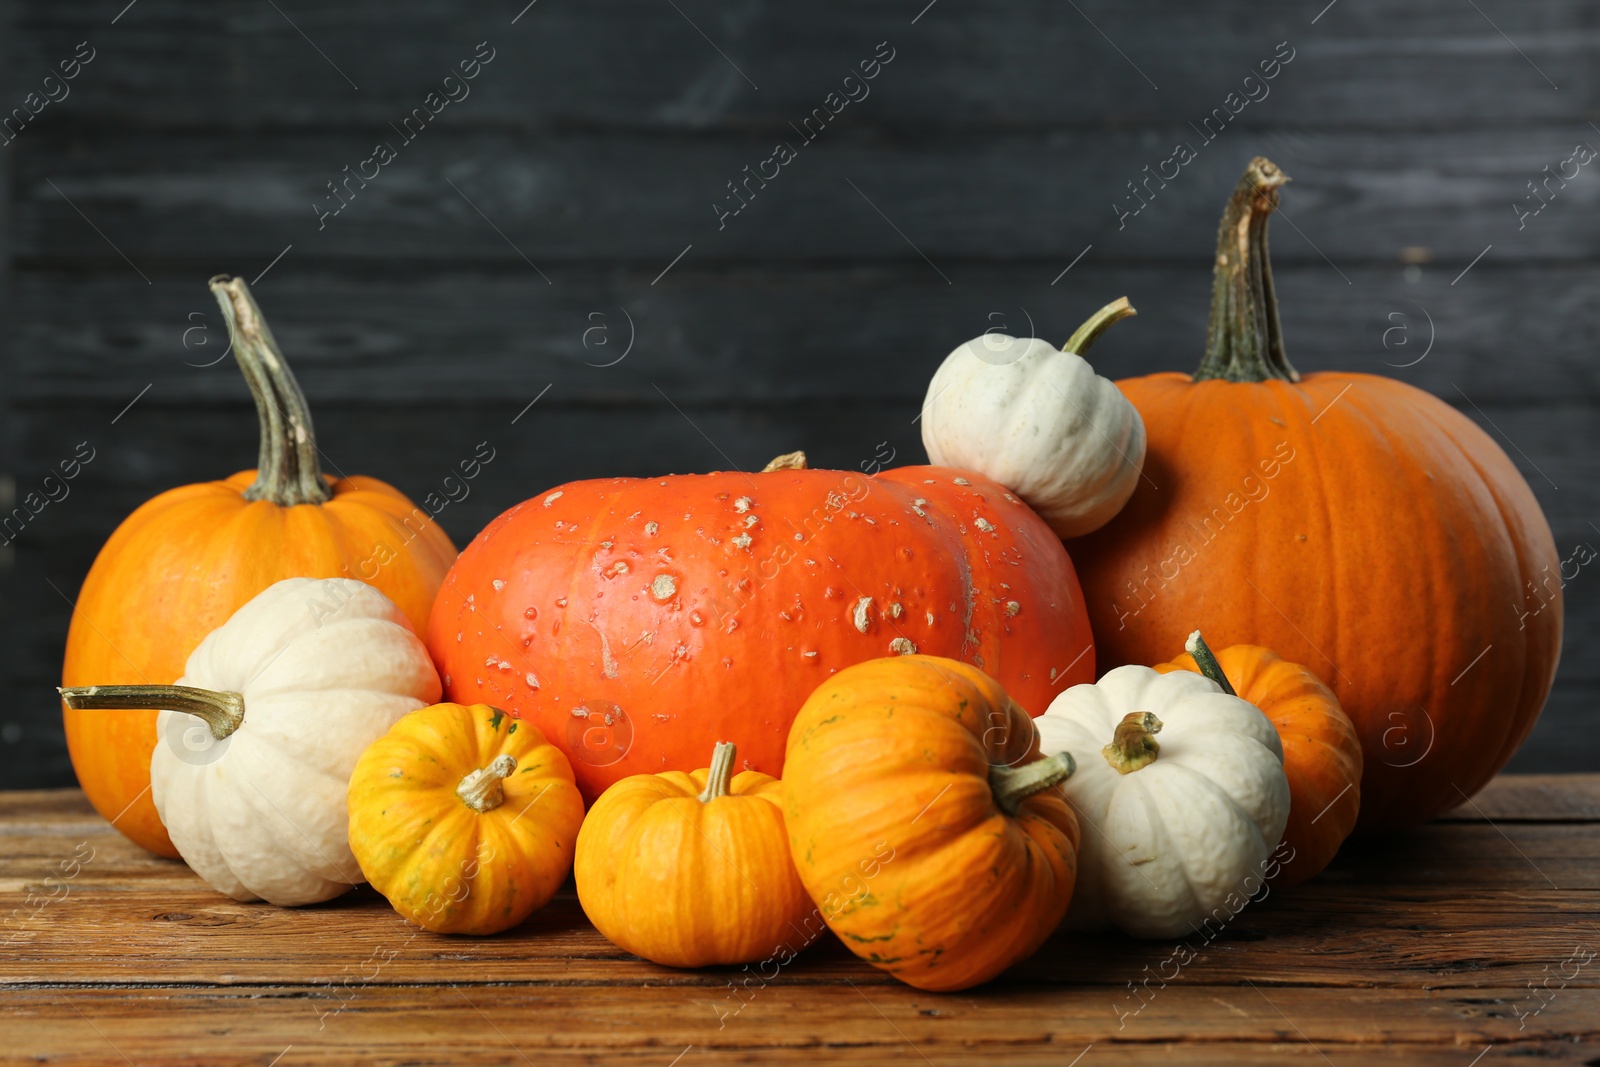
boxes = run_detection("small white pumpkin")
[1033,635,1289,939]
[920,297,1146,539]
[61,578,440,906]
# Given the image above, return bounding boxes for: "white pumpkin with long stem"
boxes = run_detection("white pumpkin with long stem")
[1032,631,1289,938]
[920,297,1146,539]
[61,578,440,906]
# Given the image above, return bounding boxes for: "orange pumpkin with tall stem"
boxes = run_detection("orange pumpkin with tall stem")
[1067,158,1561,831]
[61,277,456,856]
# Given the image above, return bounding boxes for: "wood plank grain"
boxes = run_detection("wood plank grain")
[4,882,1597,989]
[14,128,1599,267]
[2,785,1595,1061]
[3,984,1595,1066]
[1442,774,1600,821]
[3,784,1596,992]
[12,0,1598,129]
[10,264,1600,405]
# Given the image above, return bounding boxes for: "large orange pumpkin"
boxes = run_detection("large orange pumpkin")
[1067,158,1561,831]
[62,277,456,856]
[427,454,1095,801]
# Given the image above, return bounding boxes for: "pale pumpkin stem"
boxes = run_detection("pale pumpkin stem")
[1102,712,1162,775]
[457,754,518,813]
[209,275,333,507]
[57,684,245,741]
[761,451,808,473]
[990,751,1075,816]
[1184,630,1237,696]
[1193,157,1300,384]
[1062,296,1137,356]
[697,741,738,802]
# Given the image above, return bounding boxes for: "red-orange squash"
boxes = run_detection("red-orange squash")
[1157,636,1362,886]
[1067,158,1561,831]
[427,453,1095,801]
[61,277,456,856]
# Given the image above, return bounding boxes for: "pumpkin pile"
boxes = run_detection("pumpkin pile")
[57,157,1560,992]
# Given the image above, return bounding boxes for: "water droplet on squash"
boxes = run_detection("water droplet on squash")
[689,610,706,627]
[524,607,538,619]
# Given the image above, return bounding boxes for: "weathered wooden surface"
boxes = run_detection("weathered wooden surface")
[14,0,1599,128]
[16,128,1600,265]
[2,776,1597,1065]
[3,0,1597,788]
[10,265,1600,405]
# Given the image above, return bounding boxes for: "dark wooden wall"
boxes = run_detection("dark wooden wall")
[3,1,1597,786]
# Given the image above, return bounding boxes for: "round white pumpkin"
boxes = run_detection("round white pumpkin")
[1033,663,1289,938]
[150,578,440,905]
[919,299,1146,539]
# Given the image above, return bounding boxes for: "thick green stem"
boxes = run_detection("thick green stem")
[209,275,333,506]
[1063,296,1137,356]
[1193,157,1299,383]
[1103,712,1162,775]
[990,751,1076,816]
[457,754,518,812]
[58,684,245,741]
[1185,630,1237,696]
[697,741,738,802]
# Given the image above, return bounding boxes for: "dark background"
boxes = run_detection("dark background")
[2,1,1596,787]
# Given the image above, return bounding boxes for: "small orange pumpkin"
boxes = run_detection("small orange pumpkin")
[348,703,585,935]
[62,277,456,856]
[574,741,811,968]
[783,655,1079,992]
[1157,634,1362,887]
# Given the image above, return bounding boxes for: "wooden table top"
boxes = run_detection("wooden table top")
[3,776,1597,1065]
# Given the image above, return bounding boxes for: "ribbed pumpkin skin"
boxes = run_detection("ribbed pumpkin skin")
[1157,644,1362,887]
[348,703,584,935]
[63,472,456,856]
[1068,374,1561,832]
[574,765,810,967]
[784,656,1079,992]
[428,465,1094,802]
